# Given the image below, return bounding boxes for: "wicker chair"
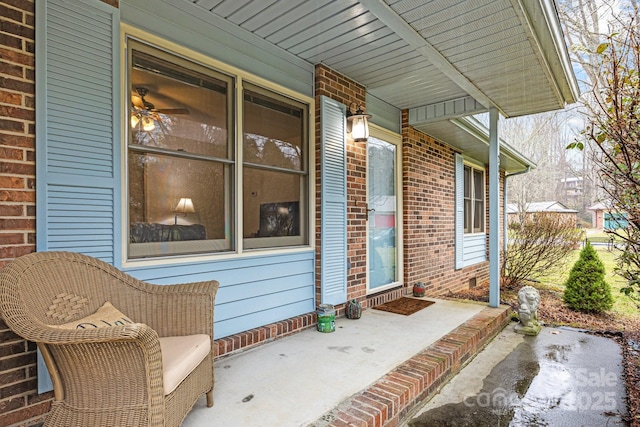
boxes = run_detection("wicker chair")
[0,251,219,427]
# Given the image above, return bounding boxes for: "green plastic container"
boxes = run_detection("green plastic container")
[316,304,336,333]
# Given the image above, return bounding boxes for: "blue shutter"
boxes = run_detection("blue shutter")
[36,0,121,264]
[455,154,464,269]
[320,96,348,305]
[35,0,120,393]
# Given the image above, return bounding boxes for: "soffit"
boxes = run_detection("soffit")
[188,0,578,118]
[417,117,537,173]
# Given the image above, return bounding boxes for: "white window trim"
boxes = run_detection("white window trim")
[120,25,315,268]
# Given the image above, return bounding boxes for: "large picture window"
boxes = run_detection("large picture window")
[463,165,485,234]
[126,40,309,259]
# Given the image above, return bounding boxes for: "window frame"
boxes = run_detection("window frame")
[241,82,309,250]
[463,162,486,235]
[126,39,236,259]
[122,29,315,266]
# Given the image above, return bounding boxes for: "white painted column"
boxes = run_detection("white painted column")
[489,108,500,308]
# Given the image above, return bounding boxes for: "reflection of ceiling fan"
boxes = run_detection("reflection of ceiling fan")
[131,87,189,115]
[131,87,189,131]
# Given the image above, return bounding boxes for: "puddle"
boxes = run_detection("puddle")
[407,331,629,427]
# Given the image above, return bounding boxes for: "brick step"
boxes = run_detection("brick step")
[311,305,512,427]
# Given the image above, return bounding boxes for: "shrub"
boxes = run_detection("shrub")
[563,242,613,313]
[502,212,584,289]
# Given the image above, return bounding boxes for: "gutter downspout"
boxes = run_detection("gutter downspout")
[503,166,532,266]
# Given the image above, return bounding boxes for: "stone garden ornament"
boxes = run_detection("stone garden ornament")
[515,285,542,336]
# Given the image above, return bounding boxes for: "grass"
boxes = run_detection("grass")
[537,245,639,317]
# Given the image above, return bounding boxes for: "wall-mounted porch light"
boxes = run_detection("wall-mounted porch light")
[346,103,372,142]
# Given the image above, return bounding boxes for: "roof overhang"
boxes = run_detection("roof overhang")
[417,115,536,173]
[144,0,578,169]
[185,0,579,118]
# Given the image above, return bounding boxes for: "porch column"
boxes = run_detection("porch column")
[489,107,500,308]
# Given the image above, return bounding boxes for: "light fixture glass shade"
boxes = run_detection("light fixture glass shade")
[130,113,140,129]
[141,116,156,131]
[174,198,195,214]
[350,115,369,142]
[347,105,372,142]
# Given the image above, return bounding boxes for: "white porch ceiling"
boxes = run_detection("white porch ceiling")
[188,0,578,119]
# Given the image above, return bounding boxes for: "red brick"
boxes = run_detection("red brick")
[353,395,388,424]
[0,76,34,94]
[0,89,22,106]
[0,47,34,68]
[0,4,24,22]
[0,134,33,148]
[0,118,24,132]
[2,0,34,14]
[0,400,50,427]
[0,396,24,415]
[334,409,367,427]
[0,105,33,121]
[26,390,54,405]
[0,190,35,202]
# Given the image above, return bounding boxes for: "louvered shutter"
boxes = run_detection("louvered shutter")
[455,154,464,269]
[320,96,347,305]
[36,0,121,264]
[35,0,120,392]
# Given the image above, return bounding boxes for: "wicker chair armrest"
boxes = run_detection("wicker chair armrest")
[28,322,158,345]
[132,280,218,338]
[43,325,165,417]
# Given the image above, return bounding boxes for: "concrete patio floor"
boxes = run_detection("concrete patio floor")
[182,297,511,427]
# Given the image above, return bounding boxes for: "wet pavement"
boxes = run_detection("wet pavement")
[404,326,629,427]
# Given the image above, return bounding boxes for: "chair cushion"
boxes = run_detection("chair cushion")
[159,334,211,396]
[56,301,134,329]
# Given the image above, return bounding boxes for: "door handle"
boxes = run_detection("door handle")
[366,205,375,221]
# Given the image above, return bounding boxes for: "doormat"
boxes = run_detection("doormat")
[372,298,435,316]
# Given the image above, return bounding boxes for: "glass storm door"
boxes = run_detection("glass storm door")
[367,135,398,291]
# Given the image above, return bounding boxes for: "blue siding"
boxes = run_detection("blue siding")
[463,234,487,267]
[367,93,401,134]
[125,251,316,339]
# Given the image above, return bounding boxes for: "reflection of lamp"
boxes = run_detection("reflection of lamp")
[174,198,195,224]
[346,103,372,142]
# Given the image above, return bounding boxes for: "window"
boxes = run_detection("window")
[126,40,309,259]
[242,84,308,249]
[463,165,485,233]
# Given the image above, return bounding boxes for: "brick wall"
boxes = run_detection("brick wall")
[401,111,490,295]
[0,1,49,426]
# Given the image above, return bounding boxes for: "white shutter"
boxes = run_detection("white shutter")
[320,96,347,305]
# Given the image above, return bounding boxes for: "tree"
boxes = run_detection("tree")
[566,6,640,304]
[563,242,614,312]
[502,212,584,289]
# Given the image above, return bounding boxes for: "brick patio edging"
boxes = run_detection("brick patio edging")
[310,305,512,427]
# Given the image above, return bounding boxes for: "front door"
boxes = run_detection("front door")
[367,129,401,292]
